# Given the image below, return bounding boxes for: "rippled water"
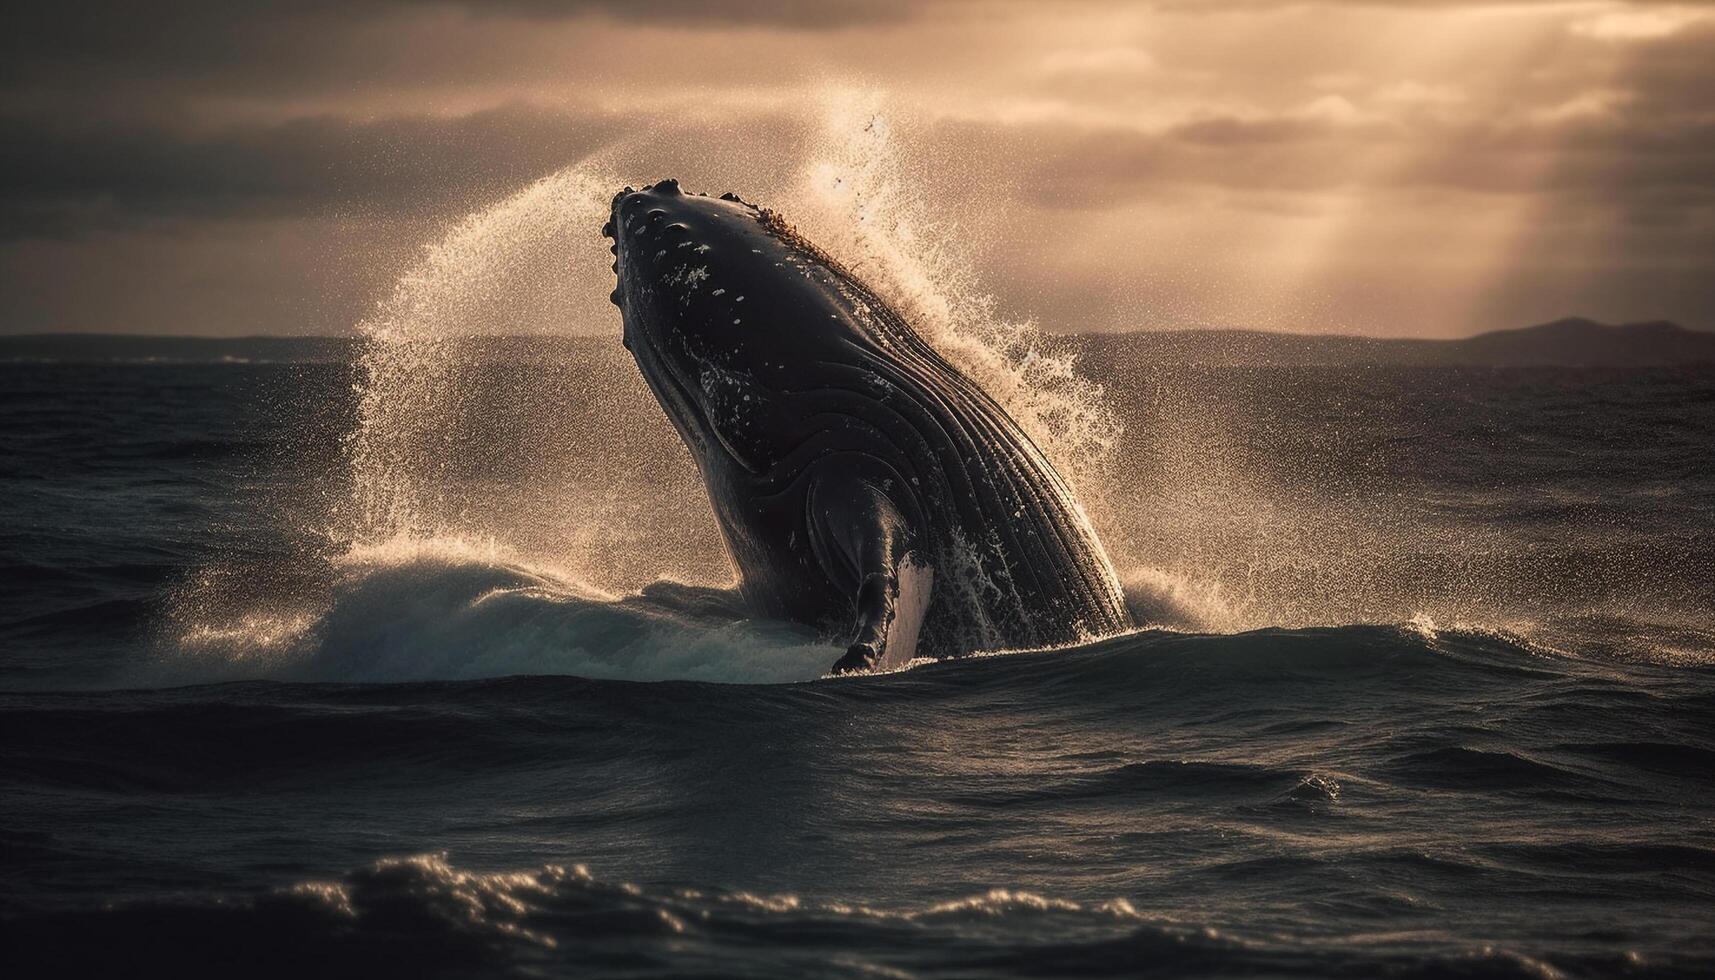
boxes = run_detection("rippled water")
[3,355,1713,977]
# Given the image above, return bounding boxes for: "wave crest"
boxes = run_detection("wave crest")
[156,538,832,686]
[6,852,1656,980]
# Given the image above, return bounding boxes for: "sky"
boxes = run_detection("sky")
[3,0,1713,337]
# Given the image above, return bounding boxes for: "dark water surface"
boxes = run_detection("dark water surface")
[3,353,1713,977]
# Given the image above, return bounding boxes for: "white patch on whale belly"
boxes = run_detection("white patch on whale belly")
[877,556,934,672]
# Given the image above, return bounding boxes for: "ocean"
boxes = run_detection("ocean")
[3,344,1712,978]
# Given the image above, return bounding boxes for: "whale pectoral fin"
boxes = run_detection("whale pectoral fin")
[816,480,934,676]
[830,554,933,675]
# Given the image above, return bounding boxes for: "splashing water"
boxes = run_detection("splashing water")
[777,94,1122,500]
[346,167,627,551]
[342,92,1124,594]
[163,91,1138,681]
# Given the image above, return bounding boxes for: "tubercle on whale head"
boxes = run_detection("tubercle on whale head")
[601,185,635,239]
[604,180,768,313]
[603,180,757,239]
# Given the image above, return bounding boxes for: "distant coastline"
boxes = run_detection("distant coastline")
[1075,318,1715,369]
[4,318,1712,368]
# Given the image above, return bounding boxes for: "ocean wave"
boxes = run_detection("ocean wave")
[147,539,1468,688]
[151,541,1318,689]
[5,852,1691,980]
[153,538,836,687]
[66,531,1700,697]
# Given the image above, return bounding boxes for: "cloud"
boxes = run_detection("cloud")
[967,82,1715,207]
[11,0,916,61]
[1038,46,1158,77]
[4,0,1714,335]
[1372,81,1466,109]
[1570,6,1711,41]
[3,1,923,110]
[0,105,629,237]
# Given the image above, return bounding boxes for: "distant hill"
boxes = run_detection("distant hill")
[3,319,1711,368]
[1074,319,1715,368]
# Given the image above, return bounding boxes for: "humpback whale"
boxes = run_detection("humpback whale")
[604,179,1131,673]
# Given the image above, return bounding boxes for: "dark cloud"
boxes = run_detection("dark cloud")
[994,20,1715,209]
[5,0,915,68]
[0,105,624,237]
[2,0,922,122]
[997,112,1715,206]
[0,97,825,241]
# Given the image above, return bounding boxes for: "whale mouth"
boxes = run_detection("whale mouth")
[603,186,714,459]
[635,333,714,459]
[614,280,715,458]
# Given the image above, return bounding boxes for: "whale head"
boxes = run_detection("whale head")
[603,179,878,471]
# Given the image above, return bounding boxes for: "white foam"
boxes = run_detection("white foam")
[156,539,835,686]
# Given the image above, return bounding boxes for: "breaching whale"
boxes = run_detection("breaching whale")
[604,179,1131,673]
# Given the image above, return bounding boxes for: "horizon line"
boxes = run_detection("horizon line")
[0,317,1703,344]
